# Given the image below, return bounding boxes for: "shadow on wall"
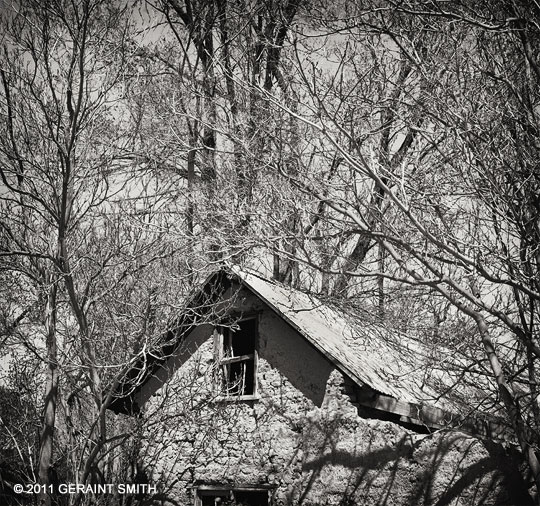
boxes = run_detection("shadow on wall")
[288,412,533,506]
[135,407,533,506]
[134,375,534,506]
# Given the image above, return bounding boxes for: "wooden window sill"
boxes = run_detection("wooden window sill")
[215,394,259,402]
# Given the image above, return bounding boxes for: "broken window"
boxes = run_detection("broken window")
[215,317,258,398]
[196,487,268,506]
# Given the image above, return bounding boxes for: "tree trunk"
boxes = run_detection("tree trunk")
[38,282,58,506]
[474,312,540,497]
[378,242,385,320]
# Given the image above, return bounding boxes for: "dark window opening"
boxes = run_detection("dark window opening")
[235,490,268,505]
[225,360,255,395]
[228,318,256,357]
[217,317,258,397]
[198,488,268,506]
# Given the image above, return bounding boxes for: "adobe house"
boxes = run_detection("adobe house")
[109,265,532,505]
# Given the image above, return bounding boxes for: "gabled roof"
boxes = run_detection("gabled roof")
[108,265,506,438]
[227,265,485,414]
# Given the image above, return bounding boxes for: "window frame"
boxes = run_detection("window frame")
[214,314,259,401]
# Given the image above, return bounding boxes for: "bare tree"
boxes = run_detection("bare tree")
[256,0,540,497]
[0,2,147,503]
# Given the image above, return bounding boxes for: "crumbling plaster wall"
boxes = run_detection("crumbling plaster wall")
[139,287,531,505]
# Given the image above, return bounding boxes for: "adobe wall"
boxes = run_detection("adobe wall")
[138,287,531,505]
